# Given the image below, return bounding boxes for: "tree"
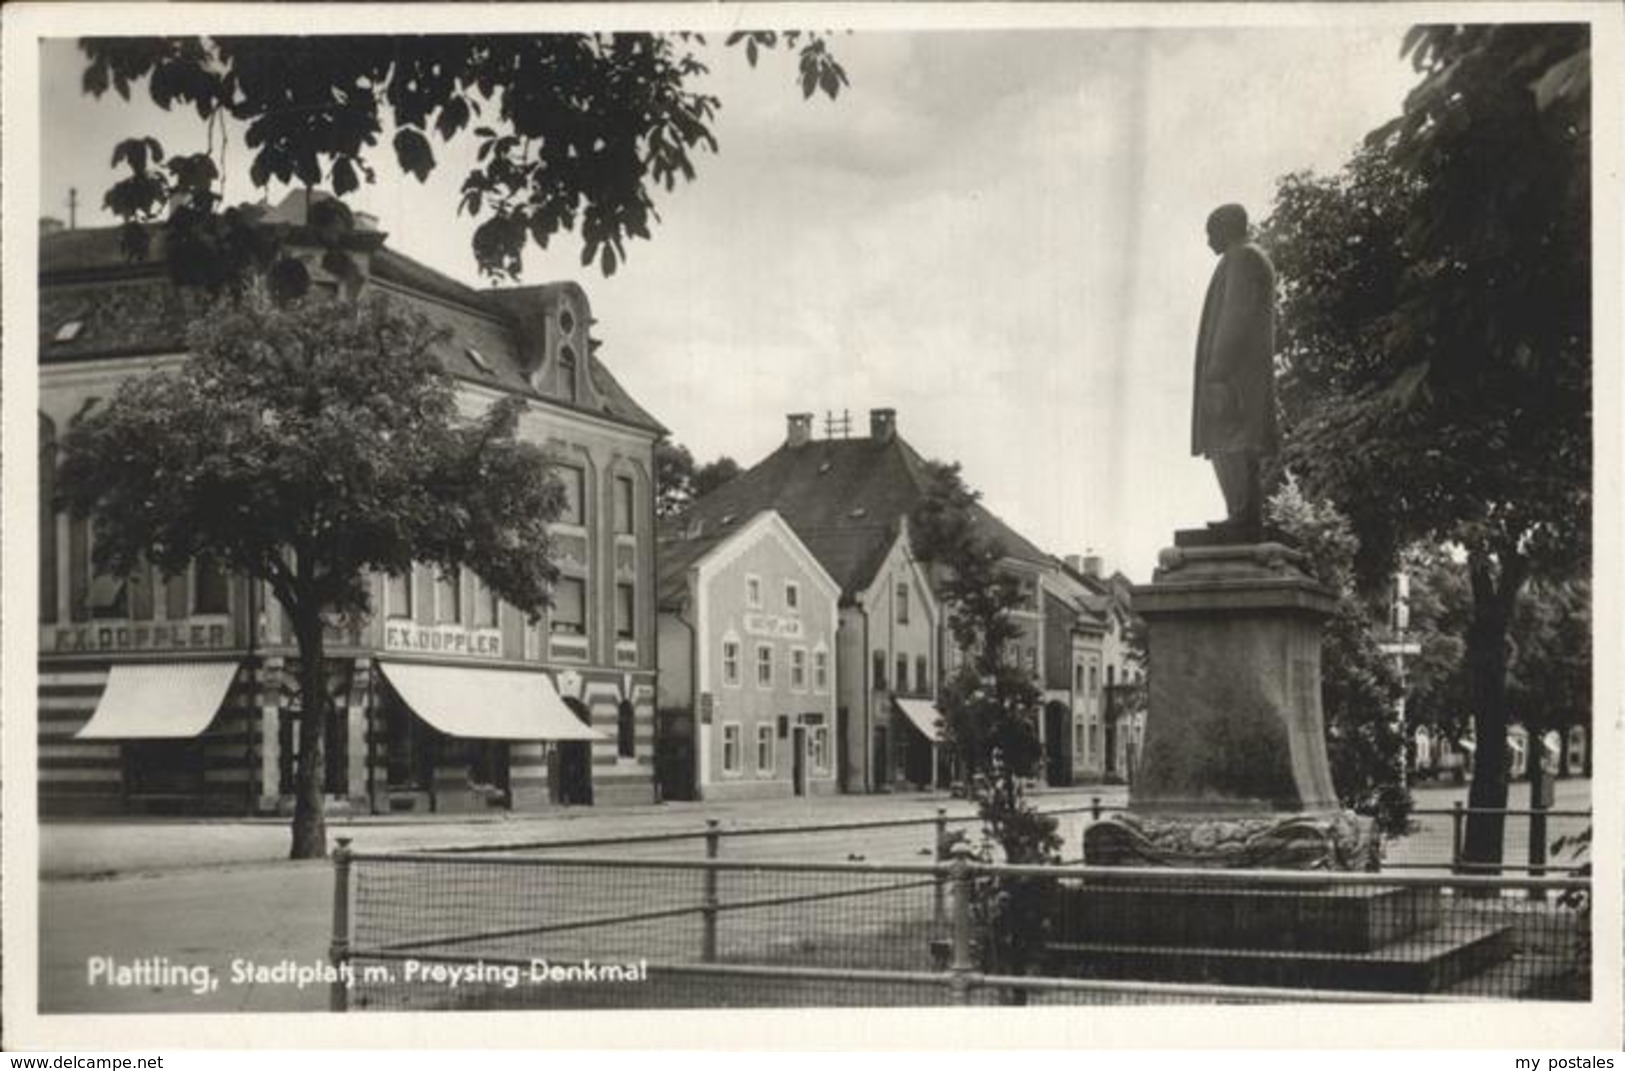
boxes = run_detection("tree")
[57,291,565,859]
[693,456,742,499]
[1265,480,1407,828]
[80,33,847,292]
[654,442,741,518]
[910,461,1059,999]
[1260,24,1589,868]
[654,440,696,519]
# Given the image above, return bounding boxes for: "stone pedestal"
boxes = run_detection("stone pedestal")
[1084,538,1375,870]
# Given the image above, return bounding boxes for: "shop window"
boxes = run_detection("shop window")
[551,577,586,634]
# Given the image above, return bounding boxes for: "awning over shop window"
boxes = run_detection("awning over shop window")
[379,662,603,741]
[893,697,944,742]
[76,661,241,739]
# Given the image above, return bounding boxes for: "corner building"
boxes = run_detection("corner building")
[37,196,664,815]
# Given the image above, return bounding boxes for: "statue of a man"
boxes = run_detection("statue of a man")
[1192,203,1279,534]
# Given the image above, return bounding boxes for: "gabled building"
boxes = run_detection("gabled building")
[655,510,840,800]
[38,194,665,815]
[667,408,1058,793]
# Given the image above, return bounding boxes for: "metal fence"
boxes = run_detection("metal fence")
[329,842,1590,1011]
[415,799,1591,878]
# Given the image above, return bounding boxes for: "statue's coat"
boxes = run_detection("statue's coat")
[1191,242,1279,457]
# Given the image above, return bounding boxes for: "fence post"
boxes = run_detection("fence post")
[933,808,948,934]
[1528,773,1551,903]
[948,841,975,1005]
[1091,795,1102,822]
[701,819,720,962]
[1450,801,1465,874]
[329,837,353,1012]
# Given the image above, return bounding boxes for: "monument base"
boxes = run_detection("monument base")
[1083,810,1377,871]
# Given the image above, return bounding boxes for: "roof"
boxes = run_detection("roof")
[666,432,1052,599]
[38,220,664,435]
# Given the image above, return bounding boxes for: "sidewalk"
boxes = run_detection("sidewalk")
[38,785,1126,879]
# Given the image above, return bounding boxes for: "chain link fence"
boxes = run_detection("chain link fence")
[330,841,1589,1011]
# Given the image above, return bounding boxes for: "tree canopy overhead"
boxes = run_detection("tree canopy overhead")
[81,32,847,286]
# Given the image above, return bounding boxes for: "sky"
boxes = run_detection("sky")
[37,19,1424,581]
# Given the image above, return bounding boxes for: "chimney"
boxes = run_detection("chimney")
[786,413,814,448]
[1063,555,1084,575]
[40,217,65,238]
[869,407,896,443]
[1083,555,1104,579]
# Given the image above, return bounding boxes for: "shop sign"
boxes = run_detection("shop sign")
[383,623,504,659]
[743,613,803,640]
[45,621,231,653]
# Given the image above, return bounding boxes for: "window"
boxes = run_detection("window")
[614,475,635,535]
[88,574,127,619]
[551,577,586,634]
[896,583,910,625]
[812,727,830,771]
[784,581,800,612]
[872,651,887,691]
[558,346,579,401]
[1074,662,1085,693]
[895,655,909,694]
[756,724,775,774]
[386,569,413,619]
[1075,721,1086,763]
[193,555,230,615]
[722,724,741,774]
[745,574,762,608]
[1088,665,1099,697]
[615,583,635,639]
[917,656,929,694]
[436,569,462,624]
[722,639,741,686]
[473,575,500,628]
[756,644,774,688]
[814,650,829,691]
[558,464,586,526]
[790,647,807,690]
[617,700,636,759]
[1025,647,1038,673]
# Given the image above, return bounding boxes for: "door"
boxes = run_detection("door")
[873,726,890,792]
[554,697,594,805]
[655,710,696,802]
[792,725,808,796]
[1044,701,1071,787]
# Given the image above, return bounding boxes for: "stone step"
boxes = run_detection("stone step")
[1045,922,1516,994]
[1054,882,1443,954]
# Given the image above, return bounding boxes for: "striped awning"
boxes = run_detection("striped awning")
[76,661,240,739]
[379,662,603,742]
[893,697,945,742]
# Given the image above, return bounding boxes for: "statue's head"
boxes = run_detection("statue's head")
[1205,204,1249,254]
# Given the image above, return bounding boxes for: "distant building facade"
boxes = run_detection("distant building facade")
[667,408,1098,794]
[38,195,665,815]
[655,510,840,801]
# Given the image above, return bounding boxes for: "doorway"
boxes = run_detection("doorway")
[1044,701,1072,787]
[553,697,594,805]
[792,725,808,796]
